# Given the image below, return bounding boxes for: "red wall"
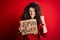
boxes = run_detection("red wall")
[0,0,60,40]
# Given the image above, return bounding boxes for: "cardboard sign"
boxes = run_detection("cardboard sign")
[20,19,38,35]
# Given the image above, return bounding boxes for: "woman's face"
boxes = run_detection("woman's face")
[29,7,35,19]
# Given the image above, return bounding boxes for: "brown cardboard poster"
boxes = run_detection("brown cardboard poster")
[20,19,38,35]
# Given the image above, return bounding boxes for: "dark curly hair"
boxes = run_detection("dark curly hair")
[21,2,42,25]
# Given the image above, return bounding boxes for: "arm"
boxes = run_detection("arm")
[40,16,48,37]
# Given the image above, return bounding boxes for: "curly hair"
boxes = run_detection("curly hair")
[21,2,42,25]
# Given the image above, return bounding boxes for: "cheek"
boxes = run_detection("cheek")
[32,12,35,15]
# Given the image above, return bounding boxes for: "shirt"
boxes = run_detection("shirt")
[16,23,47,40]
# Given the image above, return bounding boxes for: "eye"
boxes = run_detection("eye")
[33,10,35,12]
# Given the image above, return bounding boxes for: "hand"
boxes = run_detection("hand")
[40,16,46,24]
[19,27,21,32]
[17,27,21,35]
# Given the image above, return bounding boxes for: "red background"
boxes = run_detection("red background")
[0,0,60,40]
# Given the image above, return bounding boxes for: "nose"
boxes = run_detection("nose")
[30,11,33,15]
[31,12,33,15]
[31,11,34,14]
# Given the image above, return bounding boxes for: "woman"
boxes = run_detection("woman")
[18,2,48,40]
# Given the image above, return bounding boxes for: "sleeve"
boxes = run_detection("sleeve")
[39,24,48,37]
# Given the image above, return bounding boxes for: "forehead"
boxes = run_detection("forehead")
[29,7,35,10]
